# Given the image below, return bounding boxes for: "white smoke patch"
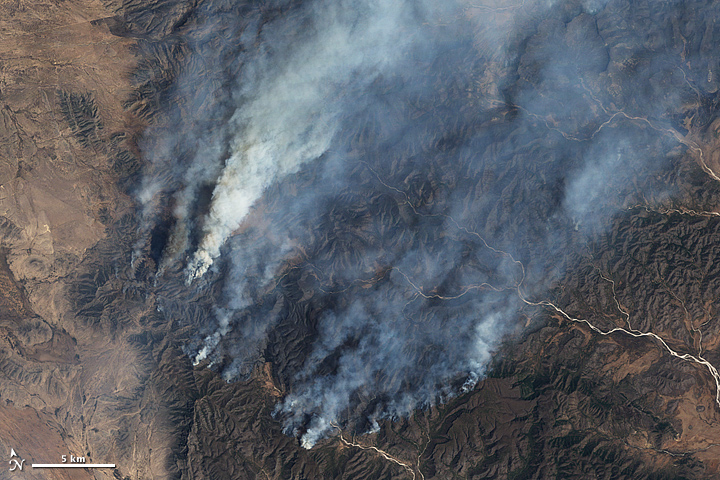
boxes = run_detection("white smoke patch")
[287,308,508,449]
[158,135,229,275]
[462,313,503,393]
[185,0,435,281]
[191,223,295,380]
[137,0,702,451]
[275,265,517,449]
[192,309,232,366]
[131,15,247,269]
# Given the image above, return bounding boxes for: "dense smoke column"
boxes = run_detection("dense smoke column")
[182,1,467,280]
[138,0,719,447]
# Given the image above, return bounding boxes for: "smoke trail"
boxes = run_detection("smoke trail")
[139,0,713,449]
[184,0,449,280]
[277,271,518,448]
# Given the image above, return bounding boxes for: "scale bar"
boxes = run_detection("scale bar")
[32,464,115,468]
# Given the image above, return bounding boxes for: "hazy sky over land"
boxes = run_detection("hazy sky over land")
[139,0,709,447]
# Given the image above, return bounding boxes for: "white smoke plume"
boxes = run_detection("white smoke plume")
[184,0,439,280]
[280,304,508,448]
[192,308,231,366]
[139,0,704,450]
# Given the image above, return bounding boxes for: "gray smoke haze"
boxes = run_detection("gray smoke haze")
[138,0,716,448]
[171,0,461,280]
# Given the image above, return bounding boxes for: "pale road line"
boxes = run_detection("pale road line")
[361,157,720,470]
[364,162,720,409]
[603,207,715,355]
[520,294,720,408]
[628,204,720,218]
[439,218,720,408]
[455,210,720,410]
[478,96,720,402]
[496,87,720,183]
[394,267,512,299]
[593,268,633,330]
[333,425,417,480]
[676,66,702,98]
[580,78,611,115]
[618,112,720,183]
[596,259,705,355]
